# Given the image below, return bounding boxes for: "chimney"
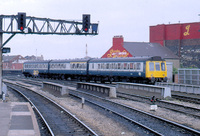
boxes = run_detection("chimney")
[113,35,124,48]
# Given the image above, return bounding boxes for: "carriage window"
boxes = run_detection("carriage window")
[130,63,133,69]
[92,63,94,69]
[127,63,130,69]
[137,63,141,70]
[149,62,154,71]
[110,63,112,69]
[106,63,109,69]
[98,64,100,69]
[155,62,160,71]
[121,63,124,69]
[133,63,137,70]
[161,62,165,71]
[83,64,86,69]
[124,63,127,69]
[118,63,121,69]
[115,63,118,69]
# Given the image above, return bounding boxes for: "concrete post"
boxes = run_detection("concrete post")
[0,18,3,98]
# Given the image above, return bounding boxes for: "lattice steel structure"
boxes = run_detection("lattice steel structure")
[0,14,98,98]
[0,15,98,35]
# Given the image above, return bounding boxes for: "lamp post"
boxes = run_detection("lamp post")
[198,14,200,22]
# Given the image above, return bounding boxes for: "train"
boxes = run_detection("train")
[23,56,168,83]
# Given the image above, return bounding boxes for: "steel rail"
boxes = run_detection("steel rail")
[117,92,200,118]
[6,82,98,136]
[7,85,55,136]
[70,92,163,136]
[172,94,200,104]
[71,89,200,135]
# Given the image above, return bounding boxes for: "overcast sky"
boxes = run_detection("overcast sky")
[1,0,200,60]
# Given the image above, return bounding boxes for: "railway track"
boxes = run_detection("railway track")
[5,83,98,136]
[172,94,200,104]
[117,92,200,119]
[4,77,200,135]
[70,89,200,136]
[5,76,200,104]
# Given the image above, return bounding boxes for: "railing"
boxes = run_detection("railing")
[116,82,171,99]
[42,81,69,96]
[156,82,200,94]
[77,82,116,98]
[178,68,200,85]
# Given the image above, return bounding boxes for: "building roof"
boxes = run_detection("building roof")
[123,42,179,59]
[3,55,25,62]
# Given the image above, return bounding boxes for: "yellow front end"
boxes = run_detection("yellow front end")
[146,61,167,82]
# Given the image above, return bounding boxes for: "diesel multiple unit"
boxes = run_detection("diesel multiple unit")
[23,56,167,83]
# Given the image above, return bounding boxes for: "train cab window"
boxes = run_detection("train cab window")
[161,62,165,71]
[155,62,160,71]
[149,62,154,71]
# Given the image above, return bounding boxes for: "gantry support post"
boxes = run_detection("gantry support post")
[0,18,3,97]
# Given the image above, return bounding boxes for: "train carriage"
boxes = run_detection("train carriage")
[88,56,167,83]
[49,59,89,80]
[23,60,51,78]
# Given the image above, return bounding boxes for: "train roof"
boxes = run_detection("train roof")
[24,58,91,64]
[90,56,165,62]
[23,56,165,64]
[51,58,90,63]
[24,60,51,64]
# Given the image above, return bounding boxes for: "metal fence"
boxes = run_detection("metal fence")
[156,82,200,94]
[178,68,200,85]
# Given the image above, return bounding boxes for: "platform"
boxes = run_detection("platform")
[0,102,40,136]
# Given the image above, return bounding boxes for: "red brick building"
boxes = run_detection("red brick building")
[3,55,26,70]
[102,36,132,58]
[150,22,200,68]
[101,36,179,69]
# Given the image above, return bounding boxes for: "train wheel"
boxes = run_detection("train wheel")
[109,77,114,84]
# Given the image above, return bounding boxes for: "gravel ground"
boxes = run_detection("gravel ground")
[11,86,138,136]
[110,99,200,130]
[7,85,200,135]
